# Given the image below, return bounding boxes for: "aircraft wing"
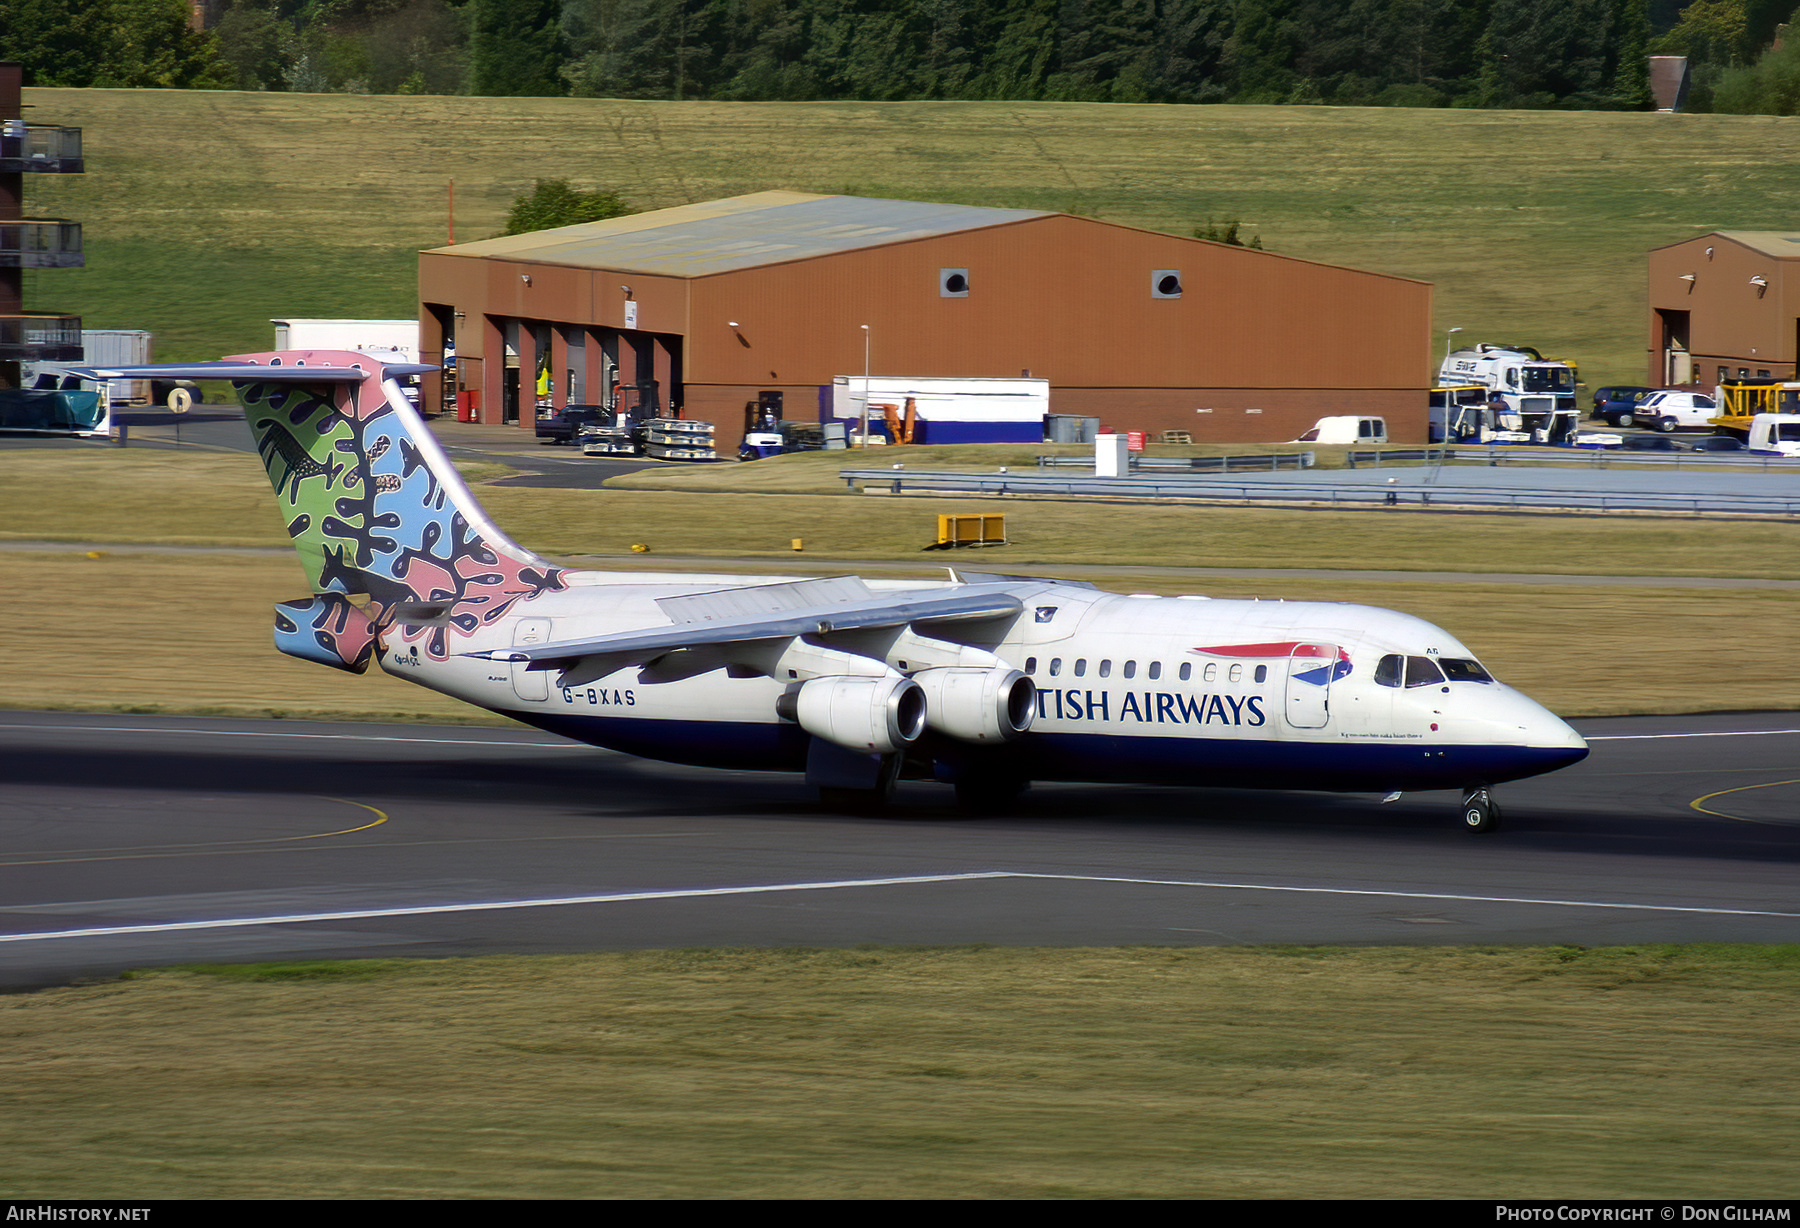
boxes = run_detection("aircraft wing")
[469,581,1025,675]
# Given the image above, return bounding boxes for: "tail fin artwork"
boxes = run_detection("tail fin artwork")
[225,350,567,672]
[69,350,567,674]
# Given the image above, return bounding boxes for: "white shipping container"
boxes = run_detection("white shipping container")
[22,329,153,406]
[271,319,419,365]
[829,376,1049,444]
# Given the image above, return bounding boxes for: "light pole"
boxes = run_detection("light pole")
[1437,326,1464,462]
[859,324,871,447]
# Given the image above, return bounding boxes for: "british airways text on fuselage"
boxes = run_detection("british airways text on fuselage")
[1036,687,1267,726]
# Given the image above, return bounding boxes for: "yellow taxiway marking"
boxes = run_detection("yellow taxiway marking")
[0,797,388,867]
[1690,779,1800,825]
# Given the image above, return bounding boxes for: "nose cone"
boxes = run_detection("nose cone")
[1478,687,1589,779]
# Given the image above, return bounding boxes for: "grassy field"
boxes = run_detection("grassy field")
[20,90,1800,389]
[3,945,1797,1198]
[3,447,1798,718]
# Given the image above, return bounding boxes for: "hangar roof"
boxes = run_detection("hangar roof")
[433,191,1053,277]
[1654,231,1800,260]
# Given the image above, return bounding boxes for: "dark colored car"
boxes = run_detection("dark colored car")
[535,404,606,444]
[1621,434,1679,451]
[1591,386,1655,427]
[1688,435,1745,452]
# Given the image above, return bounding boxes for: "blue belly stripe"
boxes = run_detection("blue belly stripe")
[503,712,1586,793]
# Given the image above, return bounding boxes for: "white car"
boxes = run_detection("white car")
[1637,390,1717,433]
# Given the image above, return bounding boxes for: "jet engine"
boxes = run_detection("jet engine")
[777,674,927,754]
[912,666,1036,743]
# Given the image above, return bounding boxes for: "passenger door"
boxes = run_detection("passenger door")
[1283,643,1335,729]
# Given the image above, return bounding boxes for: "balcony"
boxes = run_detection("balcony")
[0,313,83,361]
[0,220,83,269]
[0,123,83,174]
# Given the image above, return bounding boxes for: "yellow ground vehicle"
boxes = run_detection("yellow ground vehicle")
[1711,380,1800,439]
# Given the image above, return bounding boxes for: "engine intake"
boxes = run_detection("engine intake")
[913,666,1035,743]
[777,674,927,754]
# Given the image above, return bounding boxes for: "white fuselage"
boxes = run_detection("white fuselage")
[377,570,1586,794]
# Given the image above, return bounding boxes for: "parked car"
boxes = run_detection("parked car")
[1591,386,1655,427]
[1637,390,1718,433]
[1688,435,1744,452]
[535,404,606,444]
[1621,434,1680,451]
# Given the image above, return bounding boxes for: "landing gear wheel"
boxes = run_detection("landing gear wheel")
[817,754,903,815]
[1460,787,1500,834]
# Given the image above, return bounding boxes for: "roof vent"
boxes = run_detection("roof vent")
[939,269,969,298]
[1152,270,1182,298]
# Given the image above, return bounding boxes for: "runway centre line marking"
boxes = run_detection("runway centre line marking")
[0,724,585,750]
[0,798,389,867]
[1585,729,1800,740]
[2,872,1795,944]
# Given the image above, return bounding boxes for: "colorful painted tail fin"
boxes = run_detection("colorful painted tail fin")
[226,350,566,671]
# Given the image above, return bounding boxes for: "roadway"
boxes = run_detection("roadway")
[3,711,1797,991]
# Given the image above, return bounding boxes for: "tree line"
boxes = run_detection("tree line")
[4,0,1799,115]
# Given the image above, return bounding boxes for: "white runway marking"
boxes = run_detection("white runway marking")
[0,723,582,750]
[1585,729,1800,741]
[3,871,1795,944]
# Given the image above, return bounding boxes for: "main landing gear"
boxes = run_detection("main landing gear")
[1460,786,1501,834]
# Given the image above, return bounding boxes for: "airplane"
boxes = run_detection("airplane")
[76,350,1588,832]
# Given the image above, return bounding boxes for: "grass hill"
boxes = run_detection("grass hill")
[21,90,1800,389]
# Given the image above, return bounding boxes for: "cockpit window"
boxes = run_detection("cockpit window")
[1439,658,1494,683]
[1375,654,1402,688]
[1404,656,1444,688]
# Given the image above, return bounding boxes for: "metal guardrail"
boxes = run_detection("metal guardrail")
[1037,451,1314,472]
[0,125,83,174]
[1349,446,1800,472]
[839,468,1800,516]
[0,313,82,361]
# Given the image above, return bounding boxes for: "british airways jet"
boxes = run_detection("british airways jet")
[79,352,1587,832]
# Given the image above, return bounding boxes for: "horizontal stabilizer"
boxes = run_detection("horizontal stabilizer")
[64,361,438,383]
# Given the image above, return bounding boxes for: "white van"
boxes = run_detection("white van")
[1294,416,1387,445]
[1748,413,1800,457]
[1637,390,1717,433]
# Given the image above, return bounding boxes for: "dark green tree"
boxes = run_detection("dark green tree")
[502,179,634,235]
[470,0,562,95]
[0,0,233,87]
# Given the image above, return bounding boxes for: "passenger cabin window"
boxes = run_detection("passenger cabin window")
[1201,663,1215,682]
[1228,664,1243,682]
[1123,661,1137,679]
[1180,662,1193,681]
[1074,659,1087,677]
[1254,665,1268,683]
[1025,657,1037,674]
[1049,658,1062,676]
[1148,662,1162,681]
[1099,660,1112,678]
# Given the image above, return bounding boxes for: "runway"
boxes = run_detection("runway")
[2,710,1798,990]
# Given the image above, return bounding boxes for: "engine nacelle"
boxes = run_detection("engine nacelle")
[777,674,927,755]
[913,666,1036,743]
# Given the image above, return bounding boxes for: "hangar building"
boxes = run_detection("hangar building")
[1648,231,1800,386]
[418,192,1431,452]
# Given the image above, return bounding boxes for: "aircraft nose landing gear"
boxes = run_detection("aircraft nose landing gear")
[1460,786,1501,834]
